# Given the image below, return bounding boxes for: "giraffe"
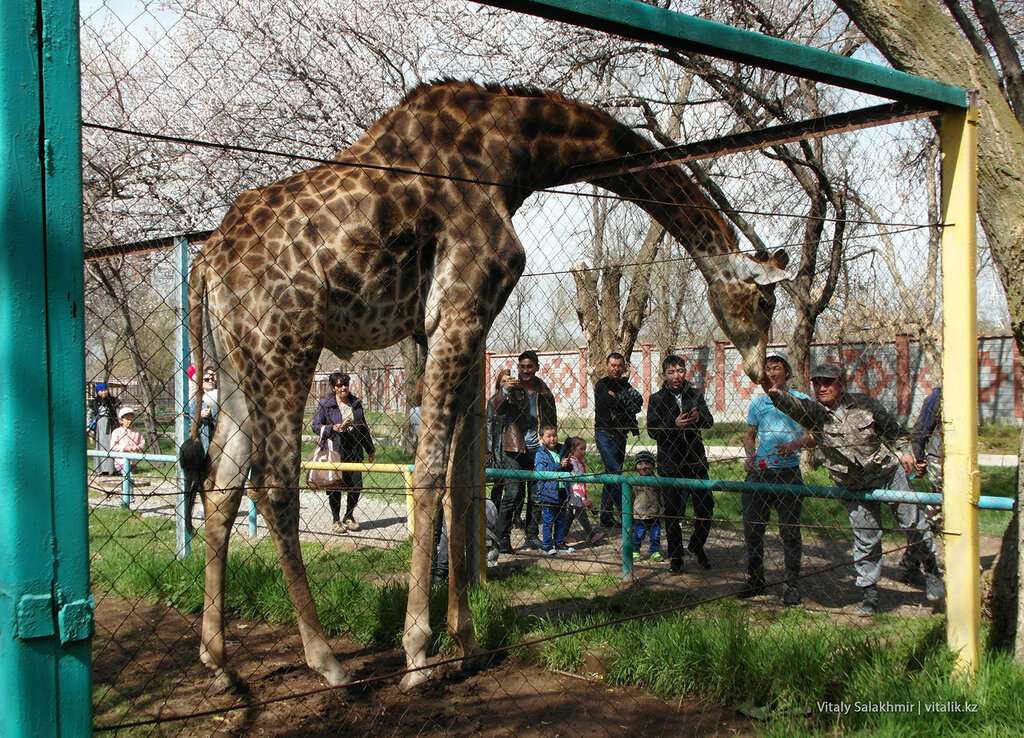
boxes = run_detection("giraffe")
[187,79,790,693]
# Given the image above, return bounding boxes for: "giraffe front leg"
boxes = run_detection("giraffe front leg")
[400,478,439,692]
[446,372,484,671]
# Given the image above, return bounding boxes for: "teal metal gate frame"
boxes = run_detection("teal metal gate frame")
[0,0,90,736]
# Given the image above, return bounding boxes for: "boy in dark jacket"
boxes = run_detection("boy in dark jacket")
[646,355,714,574]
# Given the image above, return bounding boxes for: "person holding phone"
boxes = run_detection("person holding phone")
[646,354,714,574]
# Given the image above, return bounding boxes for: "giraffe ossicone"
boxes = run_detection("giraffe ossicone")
[187,79,787,692]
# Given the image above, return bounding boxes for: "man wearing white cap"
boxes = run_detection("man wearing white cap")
[763,362,942,616]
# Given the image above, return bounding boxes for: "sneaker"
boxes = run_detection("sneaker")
[669,559,684,575]
[563,535,579,545]
[650,551,662,561]
[331,520,345,534]
[687,544,712,570]
[543,547,557,556]
[782,583,803,607]
[857,585,879,617]
[737,578,766,598]
[631,551,641,560]
[525,537,542,550]
[499,537,515,555]
[924,572,945,602]
[556,545,575,554]
[588,531,607,545]
[343,518,360,532]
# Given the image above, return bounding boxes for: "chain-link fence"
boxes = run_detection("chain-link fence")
[79,1,1011,734]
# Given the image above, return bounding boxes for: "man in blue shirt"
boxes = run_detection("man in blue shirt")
[740,351,813,605]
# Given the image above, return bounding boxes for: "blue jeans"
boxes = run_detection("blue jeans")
[541,501,566,549]
[595,430,626,525]
[633,518,660,554]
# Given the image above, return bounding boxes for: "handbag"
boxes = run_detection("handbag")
[306,427,341,490]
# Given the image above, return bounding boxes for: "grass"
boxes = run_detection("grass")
[528,595,1024,736]
[90,503,1024,735]
[979,424,1020,455]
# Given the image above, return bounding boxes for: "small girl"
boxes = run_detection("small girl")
[110,407,145,473]
[563,436,606,546]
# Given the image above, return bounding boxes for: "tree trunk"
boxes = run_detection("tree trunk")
[835,0,1024,656]
[87,261,162,455]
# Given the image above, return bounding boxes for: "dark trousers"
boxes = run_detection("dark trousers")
[660,466,712,567]
[595,430,626,525]
[327,470,362,522]
[565,504,594,537]
[498,451,535,538]
[742,466,803,583]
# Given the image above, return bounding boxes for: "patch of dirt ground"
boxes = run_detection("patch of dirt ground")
[92,596,752,737]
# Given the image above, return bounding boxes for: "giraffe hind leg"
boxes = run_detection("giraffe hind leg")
[198,390,250,691]
[250,455,350,687]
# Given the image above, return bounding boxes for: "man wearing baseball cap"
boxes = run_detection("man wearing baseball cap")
[762,361,942,616]
[740,351,814,605]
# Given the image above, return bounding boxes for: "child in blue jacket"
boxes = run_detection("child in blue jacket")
[534,425,575,554]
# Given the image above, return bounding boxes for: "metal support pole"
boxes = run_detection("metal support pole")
[120,464,133,509]
[0,0,90,734]
[248,495,259,537]
[621,482,634,581]
[940,96,980,675]
[174,236,192,557]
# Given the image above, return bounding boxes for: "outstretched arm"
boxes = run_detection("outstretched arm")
[761,380,827,431]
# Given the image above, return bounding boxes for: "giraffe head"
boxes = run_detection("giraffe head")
[705,248,790,382]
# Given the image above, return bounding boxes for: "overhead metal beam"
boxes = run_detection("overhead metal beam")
[562,100,939,184]
[477,0,968,109]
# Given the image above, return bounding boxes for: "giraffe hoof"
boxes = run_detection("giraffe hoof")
[319,660,351,688]
[399,667,433,693]
[461,649,489,675]
[211,669,244,695]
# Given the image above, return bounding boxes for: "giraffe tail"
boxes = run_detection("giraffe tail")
[186,250,209,445]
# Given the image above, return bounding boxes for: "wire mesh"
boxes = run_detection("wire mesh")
[79,0,1014,735]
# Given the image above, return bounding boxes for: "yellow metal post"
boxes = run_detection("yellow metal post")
[404,468,415,539]
[940,96,980,675]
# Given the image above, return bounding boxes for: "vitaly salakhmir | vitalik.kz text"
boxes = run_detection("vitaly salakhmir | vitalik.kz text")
[816,701,979,715]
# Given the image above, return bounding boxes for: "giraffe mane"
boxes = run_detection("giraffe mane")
[399,78,587,109]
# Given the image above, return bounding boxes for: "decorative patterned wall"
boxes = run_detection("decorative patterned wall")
[311,335,1022,425]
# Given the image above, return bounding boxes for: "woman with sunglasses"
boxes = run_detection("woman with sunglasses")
[311,371,375,533]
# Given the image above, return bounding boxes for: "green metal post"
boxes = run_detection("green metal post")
[120,463,133,508]
[0,0,90,736]
[621,482,634,581]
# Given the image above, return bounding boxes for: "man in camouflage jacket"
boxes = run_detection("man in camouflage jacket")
[763,362,943,615]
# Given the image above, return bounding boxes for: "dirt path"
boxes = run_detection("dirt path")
[92,596,753,737]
